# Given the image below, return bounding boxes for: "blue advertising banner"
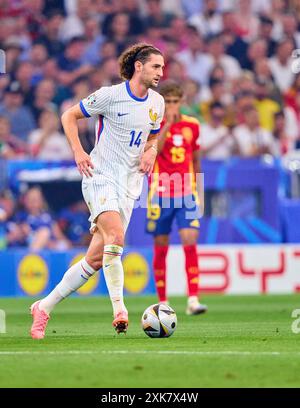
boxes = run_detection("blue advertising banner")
[0,248,156,297]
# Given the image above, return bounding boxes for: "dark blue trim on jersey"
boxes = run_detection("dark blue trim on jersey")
[125,80,148,102]
[79,100,91,117]
[150,128,160,134]
[97,115,104,144]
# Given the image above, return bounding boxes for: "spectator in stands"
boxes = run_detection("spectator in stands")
[285,73,300,112]
[57,36,93,87]
[234,0,260,42]
[233,106,275,157]
[98,40,118,62]
[144,0,175,36]
[95,57,120,86]
[175,25,211,86]
[29,43,49,84]
[157,38,179,79]
[58,0,94,43]
[30,79,57,122]
[167,17,190,50]
[268,39,295,93]
[221,9,248,68]
[188,0,223,38]
[268,0,286,41]
[254,78,280,132]
[14,61,35,106]
[201,77,233,125]
[40,58,71,107]
[81,16,105,66]
[122,0,145,35]
[206,33,242,81]
[23,0,46,41]
[0,190,20,249]
[180,0,203,18]
[0,115,28,159]
[139,25,168,54]
[0,81,36,141]
[165,59,187,84]
[201,102,233,159]
[105,12,135,55]
[28,109,73,161]
[243,38,268,71]
[58,200,91,247]
[60,76,90,113]
[2,36,24,74]
[281,12,300,48]
[273,110,297,155]
[13,187,70,251]
[259,15,278,57]
[102,0,144,37]
[233,90,256,126]
[209,64,226,82]
[254,57,276,85]
[35,9,65,57]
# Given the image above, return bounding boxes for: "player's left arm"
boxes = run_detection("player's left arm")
[139,134,158,174]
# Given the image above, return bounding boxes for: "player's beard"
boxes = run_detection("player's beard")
[142,75,160,89]
[149,77,160,88]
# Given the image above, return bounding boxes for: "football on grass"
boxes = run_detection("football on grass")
[141,303,177,338]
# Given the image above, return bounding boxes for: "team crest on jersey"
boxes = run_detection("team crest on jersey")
[149,108,158,123]
[173,134,183,147]
[87,93,97,106]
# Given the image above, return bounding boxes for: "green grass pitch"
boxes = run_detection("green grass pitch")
[0,294,300,388]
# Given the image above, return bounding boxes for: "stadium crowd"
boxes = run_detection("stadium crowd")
[0,0,300,249]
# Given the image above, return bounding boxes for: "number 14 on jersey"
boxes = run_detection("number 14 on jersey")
[129,130,142,147]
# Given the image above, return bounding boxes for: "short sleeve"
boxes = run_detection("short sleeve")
[150,96,165,134]
[79,87,112,118]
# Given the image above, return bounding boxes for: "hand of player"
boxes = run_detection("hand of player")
[165,106,180,125]
[74,149,94,177]
[139,147,157,174]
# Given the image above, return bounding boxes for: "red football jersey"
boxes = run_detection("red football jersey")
[149,114,200,198]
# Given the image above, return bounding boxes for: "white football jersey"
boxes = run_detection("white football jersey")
[80,81,165,199]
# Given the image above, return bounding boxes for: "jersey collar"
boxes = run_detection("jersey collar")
[125,80,148,102]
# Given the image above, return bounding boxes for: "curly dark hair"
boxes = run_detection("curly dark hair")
[119,43,163,80]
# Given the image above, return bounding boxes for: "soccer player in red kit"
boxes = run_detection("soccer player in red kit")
[146,82,207,315]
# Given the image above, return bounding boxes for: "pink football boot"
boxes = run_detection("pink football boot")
[112,310,129,334]
[30,301,50,339]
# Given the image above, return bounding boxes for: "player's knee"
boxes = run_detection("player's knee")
[181,237,197,246]
[106,230,124,247]
[155,236,169,246]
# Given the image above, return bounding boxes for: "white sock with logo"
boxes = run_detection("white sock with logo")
[102,245,127,317]
[39,258,98,314]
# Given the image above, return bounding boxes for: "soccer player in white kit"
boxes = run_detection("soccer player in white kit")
[30,44,165,338]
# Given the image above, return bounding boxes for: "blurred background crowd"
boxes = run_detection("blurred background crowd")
[0,0,300,250]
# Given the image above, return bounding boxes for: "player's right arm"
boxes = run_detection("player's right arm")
[61,104,94,178]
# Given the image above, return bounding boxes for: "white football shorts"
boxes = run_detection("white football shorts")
[82,174,135,234]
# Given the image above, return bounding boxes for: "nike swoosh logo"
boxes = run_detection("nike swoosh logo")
[104,264,111,268]
[118,113,129,117]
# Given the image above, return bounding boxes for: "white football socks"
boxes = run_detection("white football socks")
[102,244,127,317]
[39,257,98,315]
